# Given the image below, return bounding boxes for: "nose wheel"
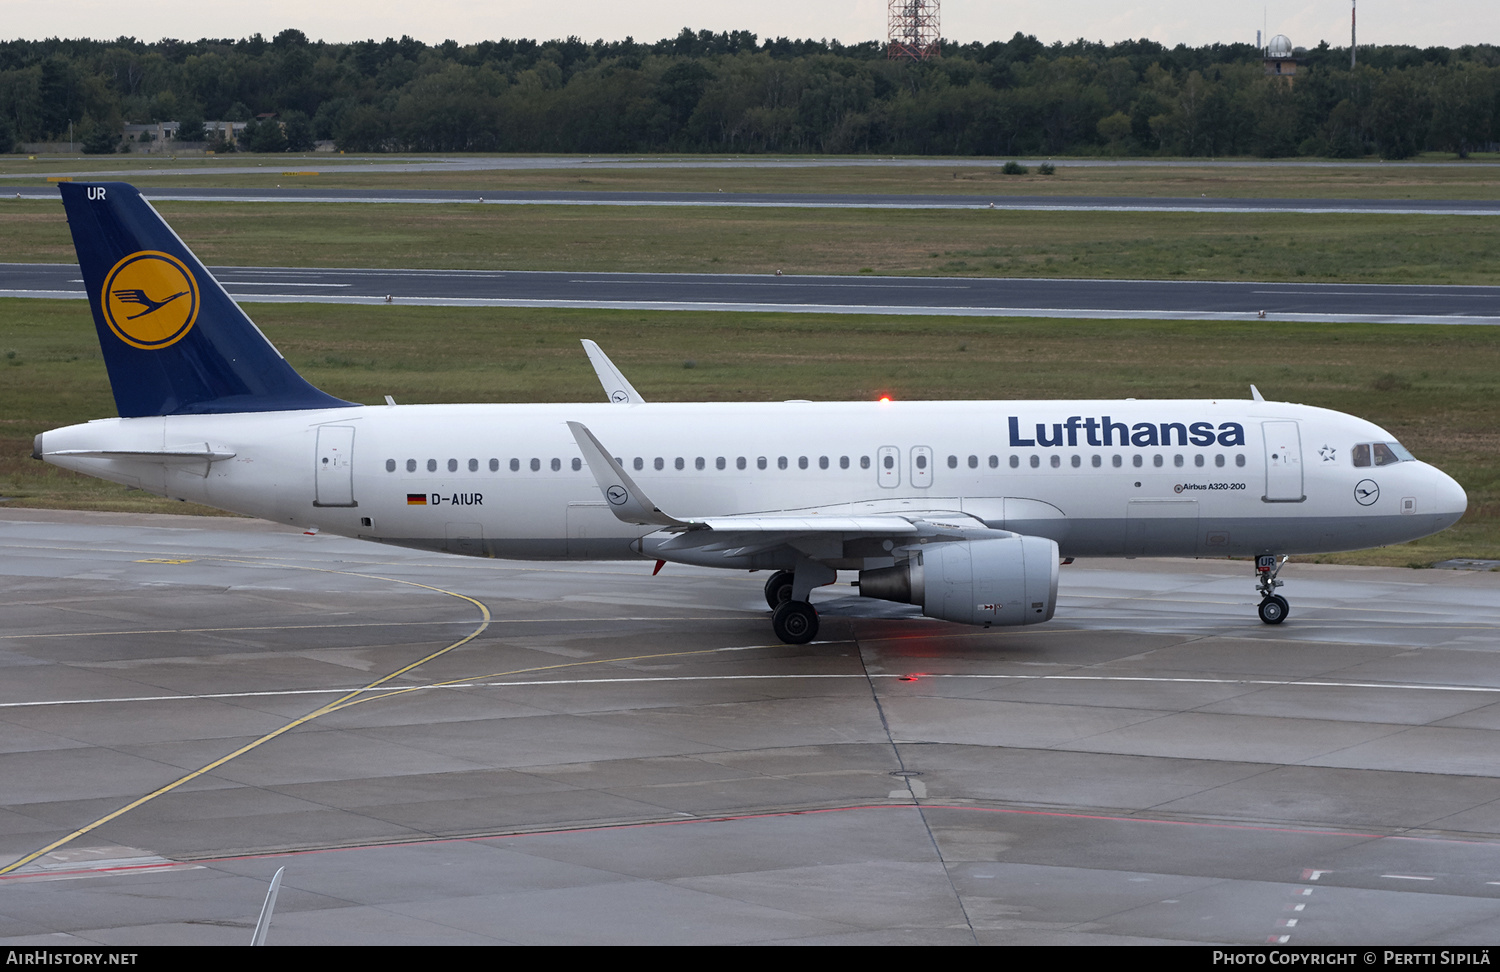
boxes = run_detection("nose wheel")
[1258,594,1289,625]
[1255,554,1290,624]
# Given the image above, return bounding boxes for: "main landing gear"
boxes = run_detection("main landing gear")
[771,599,819,644]
[1255,554,1290,625]
[763,568,821,644]
[764,570,794,609]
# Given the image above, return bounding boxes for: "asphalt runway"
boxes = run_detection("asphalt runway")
[4,155,1499,184]
[10,184,1498,215]
[4,261,1498,324]
[3,508,1500,944]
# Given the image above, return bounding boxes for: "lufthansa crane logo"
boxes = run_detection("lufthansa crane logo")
[1354,479,1380,506]
[101,251,200,350]
[606,485,629,506]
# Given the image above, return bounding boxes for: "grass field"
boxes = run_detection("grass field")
[2,154,1499,198]
[2,156,1494,565]
[4,197,1500,284]
[2,298,1495,566]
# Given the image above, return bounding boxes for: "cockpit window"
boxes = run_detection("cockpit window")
[1353,441,1414,467]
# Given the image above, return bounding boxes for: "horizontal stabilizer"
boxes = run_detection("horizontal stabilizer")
[44,448,237,463]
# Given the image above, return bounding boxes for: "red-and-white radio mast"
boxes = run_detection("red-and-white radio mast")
[888,0,941,60]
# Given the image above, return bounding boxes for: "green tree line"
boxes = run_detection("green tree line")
[1,27,1497,158]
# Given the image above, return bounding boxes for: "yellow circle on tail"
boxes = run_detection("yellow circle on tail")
[101,251,200,350]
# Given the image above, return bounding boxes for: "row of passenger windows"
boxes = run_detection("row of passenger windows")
[386,457,585,473]
[382,456,872,473]
[384,452,1248,473]
[1017,453,1246,469]
[635,455,874,471]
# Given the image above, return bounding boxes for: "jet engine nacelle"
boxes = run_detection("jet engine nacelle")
[858,536,1060,626]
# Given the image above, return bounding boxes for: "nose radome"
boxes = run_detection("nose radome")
[1433,466,1468,522]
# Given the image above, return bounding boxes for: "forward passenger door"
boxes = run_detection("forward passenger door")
[1262,421,1304,502]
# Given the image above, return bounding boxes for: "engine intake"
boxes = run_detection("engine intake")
[858,536,1059,627]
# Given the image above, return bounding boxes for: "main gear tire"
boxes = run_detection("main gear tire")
[771,600,819,644]
[763,570,794,610]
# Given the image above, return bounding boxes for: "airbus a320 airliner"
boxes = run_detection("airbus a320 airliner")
[34,183,1468,643]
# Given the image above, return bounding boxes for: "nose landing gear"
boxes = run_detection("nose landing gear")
[1256,554,1289,624]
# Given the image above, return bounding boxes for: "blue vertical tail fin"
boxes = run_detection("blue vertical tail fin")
[59,181,354,417]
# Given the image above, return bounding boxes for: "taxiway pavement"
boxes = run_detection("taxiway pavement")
[4,262,1498,325]
[9,184,1498,216]
[2,509,1499,944]
[4,155,1500,184]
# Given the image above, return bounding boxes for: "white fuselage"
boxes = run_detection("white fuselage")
[38,397,1467,568]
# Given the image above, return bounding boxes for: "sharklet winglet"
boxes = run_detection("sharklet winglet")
[566,421,693,528]
[581,339,646,405]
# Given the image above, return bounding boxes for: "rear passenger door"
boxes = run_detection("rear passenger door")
[314,425,356,507]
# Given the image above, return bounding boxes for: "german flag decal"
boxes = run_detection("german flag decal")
[406,493,427,505]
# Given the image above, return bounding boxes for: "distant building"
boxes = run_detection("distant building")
[123,121,178,146]
[1263,34,1304,81]
[120,120,247,152]
[206,121,248,142]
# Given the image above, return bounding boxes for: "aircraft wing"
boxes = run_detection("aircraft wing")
[567,421,1002,547]
[695,515,919,533]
